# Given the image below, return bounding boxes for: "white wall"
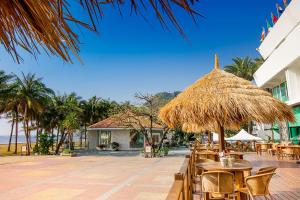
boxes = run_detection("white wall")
[258,0,300,59]
[87,130,98,149]
[87,129,131,150]
[254,25,300,87]
[286,61,300,106]
[110,130,131,150]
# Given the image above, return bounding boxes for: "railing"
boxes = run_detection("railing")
[166,140,199,200]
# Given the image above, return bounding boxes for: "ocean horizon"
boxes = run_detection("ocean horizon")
[0,135,81,145]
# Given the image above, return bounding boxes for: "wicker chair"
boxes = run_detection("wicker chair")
[193,159,215,195]
[267,143,278,156]
[201,171,236,200]
[238,172,275,200]
[256,166,277,175]
[282,147,295,160]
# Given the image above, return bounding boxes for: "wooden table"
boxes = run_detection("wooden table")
[196,160,252,200]
[195,151,244,160]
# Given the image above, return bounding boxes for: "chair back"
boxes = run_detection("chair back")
[201,171,234,194]
[197,153,217,161]
[283,147,294,154]
[272,143,279,150]
[245,172,275,197]
[257,166,277,175]
[260,144,268,151]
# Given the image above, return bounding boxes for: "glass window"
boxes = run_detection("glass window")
[280,82,288,102]
[98,130,111,146]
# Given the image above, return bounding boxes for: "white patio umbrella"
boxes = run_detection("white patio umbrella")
[225,129,263,141]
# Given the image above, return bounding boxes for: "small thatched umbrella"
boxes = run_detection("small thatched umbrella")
[159,55,295,151]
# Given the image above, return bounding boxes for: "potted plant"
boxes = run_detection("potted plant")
[111,142,120,151]
[60,149,76,157]
[96,144,107,150]
[163,146,170,156]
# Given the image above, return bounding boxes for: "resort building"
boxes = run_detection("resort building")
[87,117,165,150]
[254,0,300,142]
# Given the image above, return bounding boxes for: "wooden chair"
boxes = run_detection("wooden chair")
[201,171,236,200]
[238,172,275,200]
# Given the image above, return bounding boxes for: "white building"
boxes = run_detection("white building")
[254,0,300,143]
[87,117,164,150]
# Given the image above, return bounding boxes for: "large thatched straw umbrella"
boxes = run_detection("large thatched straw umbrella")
[159,55,295,151]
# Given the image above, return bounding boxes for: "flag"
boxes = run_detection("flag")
[260,27,266,42]
[271,12,278,24]
[276,3,284,15]
[266,19,272,32]
[283,0,288,7]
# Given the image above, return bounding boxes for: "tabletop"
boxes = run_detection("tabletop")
[195,159,252,172]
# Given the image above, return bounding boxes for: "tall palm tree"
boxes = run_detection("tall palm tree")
[14,73,54,155]
[0,70,14,151]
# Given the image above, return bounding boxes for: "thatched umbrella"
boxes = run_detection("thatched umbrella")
[159,55,295,151]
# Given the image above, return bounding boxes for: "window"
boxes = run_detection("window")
[280,82,288,102]
[272,82,288,102]
[98,130,111,146]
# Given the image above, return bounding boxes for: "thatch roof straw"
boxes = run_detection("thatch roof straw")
[159,55,294,148]
[0,0,200,63]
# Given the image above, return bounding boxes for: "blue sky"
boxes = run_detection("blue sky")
[0,0,281,134]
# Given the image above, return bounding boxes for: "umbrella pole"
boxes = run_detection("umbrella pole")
[219,124,225,152]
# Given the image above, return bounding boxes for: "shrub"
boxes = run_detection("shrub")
[33,133,54,155]
[111,142,119,151]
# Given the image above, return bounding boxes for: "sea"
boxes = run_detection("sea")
[0,135,33,144]
[0,135,81,144]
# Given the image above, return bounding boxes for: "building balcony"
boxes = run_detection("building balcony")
[258,0,300,59]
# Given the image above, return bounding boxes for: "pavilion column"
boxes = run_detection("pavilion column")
[218,124,225,152]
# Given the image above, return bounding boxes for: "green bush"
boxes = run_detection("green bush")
[33,133,54,155]
[62,149,72,154]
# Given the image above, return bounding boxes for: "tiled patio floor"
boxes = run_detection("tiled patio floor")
[0,150,186,200]
[1,151,300,200]
[245,153,300,200]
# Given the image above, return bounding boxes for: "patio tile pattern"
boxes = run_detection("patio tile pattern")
[0,151,185,200]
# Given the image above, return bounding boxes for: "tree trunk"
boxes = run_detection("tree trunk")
[84,124,87,148]
[23,106,30,155]
[56,127,60,148]
[8,116,15,152]
[218,124,225,152]
[248,121,253,135]
[14,109,19,154]
[55,130,67,154]
[36,120,39,148]
[51,128,54,151]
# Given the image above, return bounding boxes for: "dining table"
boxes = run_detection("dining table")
[196,159,252,200]
[195,151,244,160]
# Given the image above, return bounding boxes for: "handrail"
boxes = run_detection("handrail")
[166,147,195,200]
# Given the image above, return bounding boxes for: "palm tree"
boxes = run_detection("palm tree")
[14,73,54,155]
[224,57,259,81]
[224,57,263,134]
[55,93,82,154]
[0,70,14,151]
